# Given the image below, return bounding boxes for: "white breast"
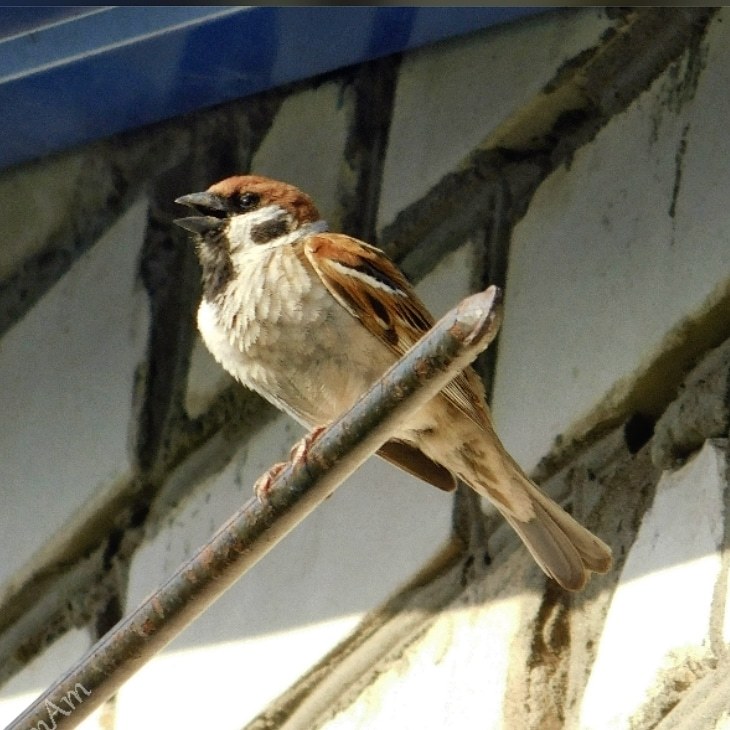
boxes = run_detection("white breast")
[197,245,395,428]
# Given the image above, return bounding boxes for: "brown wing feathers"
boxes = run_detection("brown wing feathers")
[303,234,490,431]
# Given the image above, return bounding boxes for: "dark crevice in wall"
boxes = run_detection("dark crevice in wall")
[536,284,730,483]
[451,181,513,550]
[474,178,513,404]
[525,584,571,729]
[136,197,202,478]
[101,530,124,572]
[624,413,656,454]
[94,593,123,641]
[451,485,490,559]
[669,122,691,220]
[337,55,401,244]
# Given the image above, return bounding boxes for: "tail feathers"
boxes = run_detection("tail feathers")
[501,481,612,592]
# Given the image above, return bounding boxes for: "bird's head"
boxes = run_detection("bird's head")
[175,174,323,247]
[175,175,326,298]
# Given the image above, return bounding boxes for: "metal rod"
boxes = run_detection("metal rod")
[8,286,503,730]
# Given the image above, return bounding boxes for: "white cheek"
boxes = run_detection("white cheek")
[227,205,287,252]
[227,214,254,251]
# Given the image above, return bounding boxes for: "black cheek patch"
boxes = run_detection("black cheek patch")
[250,219,290,244]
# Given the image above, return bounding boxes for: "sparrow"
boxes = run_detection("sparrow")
[175,175,612,591]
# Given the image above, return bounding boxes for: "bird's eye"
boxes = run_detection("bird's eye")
[238,192,260,211]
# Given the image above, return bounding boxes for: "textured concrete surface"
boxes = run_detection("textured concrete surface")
[492,12,730,472]
[321,557,541,730]
[0,155,87,281]
[377,8,612,230]
[580,440,727,730]
[0,199,150,604]
[651,338,730,469]
[120,415,450,729]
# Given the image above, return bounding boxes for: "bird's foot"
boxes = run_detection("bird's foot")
[289,425,326,465]
[254,425,327,502]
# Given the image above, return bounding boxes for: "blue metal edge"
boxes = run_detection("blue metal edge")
[0,7,548,171]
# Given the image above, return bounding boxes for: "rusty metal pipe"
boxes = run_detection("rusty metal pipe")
[8,286,503,730]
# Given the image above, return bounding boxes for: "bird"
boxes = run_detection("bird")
[174,174,612,591]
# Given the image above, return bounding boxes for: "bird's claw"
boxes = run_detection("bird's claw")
[288,425,326,464]
[253,462,287,503]
[253,425,327,503]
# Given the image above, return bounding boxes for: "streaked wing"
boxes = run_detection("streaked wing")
[302,233,489,430]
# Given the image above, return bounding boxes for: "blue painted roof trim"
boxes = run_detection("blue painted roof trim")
[0,7,547,170]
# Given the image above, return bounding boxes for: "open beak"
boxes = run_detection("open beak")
[174,191,230,235]
[174,192,228,213]
[173,216,225,235]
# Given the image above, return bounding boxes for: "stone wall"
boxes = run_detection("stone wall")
[0,8,728,729]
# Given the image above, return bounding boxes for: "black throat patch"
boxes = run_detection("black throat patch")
[196,231,234,301]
